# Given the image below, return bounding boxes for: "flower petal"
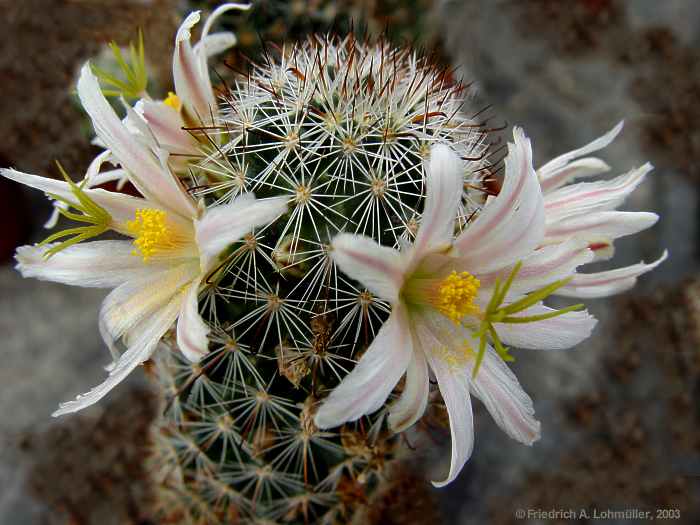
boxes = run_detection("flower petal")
[424,344,474,488]
[85,169,129,189]
[314,303,413,429]
[84,150,116,184]
[176,278,210,362]
[2,168,148,232]
[15,241,153,288]
[387,349,430,433]
[43,202,66,229]
[454,127,544,273]
[494,303,597,350]
[201,3,251,40]
[538,121,623,191]
[475,239,594,295]
[77,64,196,218]
[83,149,129,191]
[545,211,659,245]
[470,347,540,445]
[411,311,475,487]
[141,100,198,155]
[52,294,182,416]
[556,251,668,298]
[330,233,406,303]
[194,32,237,58]
[176,3,252,124]
[540,157,610,193]
[99,262,199,356]
[173,11,215,123]
[195,194,288,272]
[544,163,652,222]
[122,100,159,150]
[413,144,463,257]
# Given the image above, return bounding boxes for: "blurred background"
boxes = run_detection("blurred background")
[0,0,698,523]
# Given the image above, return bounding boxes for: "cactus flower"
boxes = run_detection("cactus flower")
[2,64,286,416]
[537,122,667,298]
[315,133,600,486]
[139,3,252,156]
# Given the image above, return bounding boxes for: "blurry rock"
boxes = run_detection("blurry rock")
[21,388,159,525]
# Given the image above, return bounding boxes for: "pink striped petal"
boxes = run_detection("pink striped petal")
[15,240,154,288]
[424,345,473,488]
[314,303,413,428]
[546,210,659,263]
[412,144,463,258]
[556,251,668,298]
[546,211,658,244]
[544,163,652,222]
[538,121,623,191]
[99,262,199,354]
[475,239,593,296]
[388,349,430,433]
[195,194,288,272]
[201,3,251,40]
[174,4,250,123]
[455,127,544,273]
[540,157,610,193]
[85,169,129,190]
[84,150,115,184]
[53,294,182,416]
[194,32,237,58]
[173,12,216,123]
[83,150,129,192]
[330,234,406,304]
[177,278,210,362]
[494,303,597,350]
[470,347,540,444]
[412,312,474,487]
[2,168,152,234]
[77,65,196,219]
[142,100,199,155]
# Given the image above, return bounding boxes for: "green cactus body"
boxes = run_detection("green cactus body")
[148,34,491,524]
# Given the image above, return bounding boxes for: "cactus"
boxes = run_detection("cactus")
[145,33,491,523]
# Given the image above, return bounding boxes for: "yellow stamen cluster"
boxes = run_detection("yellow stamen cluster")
[436,271,481,324]
[164,91,182,112]
[126,208,173,262]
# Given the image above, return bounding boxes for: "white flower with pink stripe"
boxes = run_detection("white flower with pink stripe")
[314,132,609,487]
[538,122,667,298]
[3,64,286,416]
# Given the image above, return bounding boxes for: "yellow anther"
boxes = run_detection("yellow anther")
[436,271,481,324]
[164,91,182,112]
[126,208,174,262]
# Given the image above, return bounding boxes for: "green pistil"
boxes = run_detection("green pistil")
[40,163,111,258]
[471,261,584,378]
